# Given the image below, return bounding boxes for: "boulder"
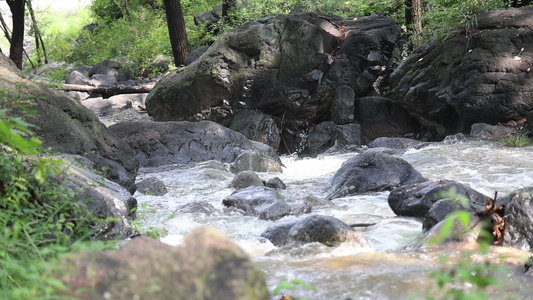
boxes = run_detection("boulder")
[222,186,292,220]
[136,177,167,196]
[146,13,401,153]
[390,7,533,138]
[265,177,287,189]
[81,93,147,117]
[354,96,419,141]
[304,121,362,156]
[470,123,518,139]
[261,215,370,247]
[58,155,137,238]
[229,110,281,150]
[108,120,282,168]
[65,70,91,85]
[368,137,429,150]
[0,52,139,193]
[57,227,270,300]
[325,151,427,200]
[89,73,118,87]
[501,187,533,250]
[174,202,218,216]
[184,46,210,66]
[230,151,284,173]
[229,171,265,190]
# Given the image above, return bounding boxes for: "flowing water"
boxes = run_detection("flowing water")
[134,138,533,299]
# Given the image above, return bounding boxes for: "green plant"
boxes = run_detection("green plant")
[272,278,317,300]
[498,135,533,147]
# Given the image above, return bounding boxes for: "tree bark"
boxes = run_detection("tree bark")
[405,0,423,48]
[60,84,153,98]
[222,0,236,18]
[7,0,26,69]
[163,0,191,66]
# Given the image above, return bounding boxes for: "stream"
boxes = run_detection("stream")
[133,138,533,300]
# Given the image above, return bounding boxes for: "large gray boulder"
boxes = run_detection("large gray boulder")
[146,13,401,153]
[229,109,281,150]
[57,227,270,300]
[500,187,533,250]
[108,120,282,168]
[325,151,427,200]
[0,53,139,193]
[390,7,533,138]
[58,155,137,238]
[261,215,370,247]
[304,121,362,156]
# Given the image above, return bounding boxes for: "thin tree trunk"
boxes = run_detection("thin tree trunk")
[60,84,153,98]
[163,0,191,66]
[405,0,423,48]
[27,0,47,65]
[7,0,26,69]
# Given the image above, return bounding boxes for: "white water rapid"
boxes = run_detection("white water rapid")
[134,138,533,299]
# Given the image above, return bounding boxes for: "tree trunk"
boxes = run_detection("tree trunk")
[405,0,423,48]
[60,84,154,98]
[7,0,26,69]
[222,0,236,18]
[163,0,191,67]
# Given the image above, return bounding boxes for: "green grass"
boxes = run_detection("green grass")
[498,135,533,147]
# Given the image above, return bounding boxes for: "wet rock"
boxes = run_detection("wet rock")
[305,121,362,156]
[501,187,533,250]
[89,73,118,87]
[388,180,487,230]
[423,198,459,231]
[325,151,427,200]
[136,177,167,196]
[0,52,139,193]
[81,93,147,117]
[175,202,218,216]
[230,151,283,173]
[368,137,429,150]
[222,187,291,220]
[108,120,282,169]
[58,155,137,238]
[146,13,400,154]
[390,7,533,138]
[470,123,518,139]
[261,215,370,247]
[266,177,287,189]
[57,227,270,300]
[65,70,91,85]
[355,96,419,142]
[230,171,265,190]
[229,110,281,150]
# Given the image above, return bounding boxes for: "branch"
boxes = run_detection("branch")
[59,84,154,98]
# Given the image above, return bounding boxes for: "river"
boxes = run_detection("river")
[134,138,533,299]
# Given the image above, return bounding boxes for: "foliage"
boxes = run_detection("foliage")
[418,188,508,299]
[272,278,318,300]
[498,134,533,147]
[0,109,113,299]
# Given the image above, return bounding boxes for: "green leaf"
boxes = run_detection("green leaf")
[272,281,294,296]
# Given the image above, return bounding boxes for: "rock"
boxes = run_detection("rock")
[355,96,419,141]
[325,151,427,200]
[261,215,370,247]
[184,46,210,66]
[0,52,139,193]
[81,93,147,116]
[390,7,533,138]
[230,151,284,173]
[230,171,265,190]
[136,177,167,196]
[265,177,287,189]
[423,198,458,231]
[65,70,91,85]
[229,110,281,150]
[174,202,218,215]
[89,73,118,87]
[470,123,518,139]
[388,180,487,228]
[58,155,137,238]
[108,120,282,168]
[305,121,362,156]
[193,3,222,27]
[501,187,533,250]
[143,54,170,77]
[57,227,270,300]
[146,13,401,154]
[222,187,291,220]
[330,85,355,124]
[89,58,124,77]
[368,137,429,150]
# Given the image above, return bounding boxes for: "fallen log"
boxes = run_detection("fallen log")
[59,84,154,98]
